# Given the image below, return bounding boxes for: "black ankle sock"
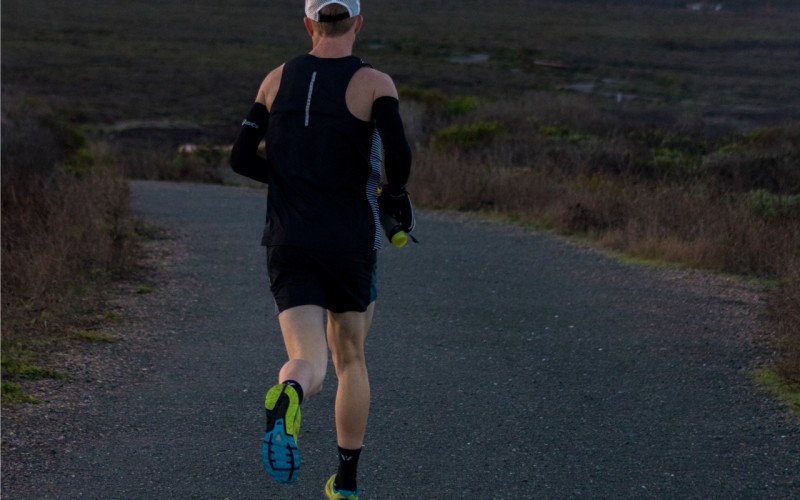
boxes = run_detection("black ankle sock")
[335,446,362,492]
[283,380,304,405]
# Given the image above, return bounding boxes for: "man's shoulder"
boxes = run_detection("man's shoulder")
[355,66,392,82]
[258,64,286,108]
[352,66,397,99]
[268,63,287,82]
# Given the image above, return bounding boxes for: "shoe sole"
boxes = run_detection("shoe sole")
[262,384,301,484]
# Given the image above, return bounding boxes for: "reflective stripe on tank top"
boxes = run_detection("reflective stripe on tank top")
[304,71,318,127]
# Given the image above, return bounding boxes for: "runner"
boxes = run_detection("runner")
[230,1,414,498]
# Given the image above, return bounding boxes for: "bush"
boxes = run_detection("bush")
[399,86,446,107]
[703,124,800,194]
[443,96,479,116]
[400,86,480,118]
[744,190,800,220]
[433,121,504,150]
[1,95,137,343]
[1,97,85,179]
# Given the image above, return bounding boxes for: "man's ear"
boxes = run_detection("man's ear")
[303,16,315,37]
[353,15,364,35]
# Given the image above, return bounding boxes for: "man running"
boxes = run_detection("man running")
[230,1,413,498]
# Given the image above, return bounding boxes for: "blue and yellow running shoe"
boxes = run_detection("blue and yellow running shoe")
[324,474,359,499]
[262,383,301,483]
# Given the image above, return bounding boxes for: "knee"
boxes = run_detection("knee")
[330,338,365,371]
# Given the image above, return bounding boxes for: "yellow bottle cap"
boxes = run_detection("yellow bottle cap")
[391,231,408,248]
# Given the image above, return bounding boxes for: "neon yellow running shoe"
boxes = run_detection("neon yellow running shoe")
[324,474,359,499]
[262,383,301,483]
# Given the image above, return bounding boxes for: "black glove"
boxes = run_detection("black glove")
[378,186,415,234]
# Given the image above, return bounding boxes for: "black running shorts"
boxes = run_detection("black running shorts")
[267,246,377,314]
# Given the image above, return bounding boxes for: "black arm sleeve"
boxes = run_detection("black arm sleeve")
[230,102,270,184]
[372,96,411,195]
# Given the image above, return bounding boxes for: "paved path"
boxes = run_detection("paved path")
[5,180,799,499]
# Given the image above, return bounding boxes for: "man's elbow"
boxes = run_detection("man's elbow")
[230,148,247,174]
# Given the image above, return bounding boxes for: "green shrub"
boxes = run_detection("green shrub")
[648,147,702,180]
[433,121,504,150]
[443,96,479,116]
[539,125,593,144]
[399,86,446,107]
[744,190,800,220]
[400,86,478,116]
[704,124,800,194]
[703,150,800,194]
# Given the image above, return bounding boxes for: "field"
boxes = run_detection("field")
[3,1,799,128]
[2,0,799,403]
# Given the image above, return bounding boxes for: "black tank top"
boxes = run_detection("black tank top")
[262,54,382,251]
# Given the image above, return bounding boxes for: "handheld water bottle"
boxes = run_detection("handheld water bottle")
[381,211,408,248]
[377,186,408,248]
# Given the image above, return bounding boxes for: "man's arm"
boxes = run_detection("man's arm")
[369,71,414,232]
[230,101,270,183]
[229,67,283,183]
[365,69,410,194]
[373,96,411,194]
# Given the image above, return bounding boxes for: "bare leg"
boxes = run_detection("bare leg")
[326,303,374,449]
[263,305,328,484]
[277,305,328,398]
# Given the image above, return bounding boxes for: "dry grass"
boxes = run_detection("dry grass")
[1,96,138,345]
[771,264,800,383]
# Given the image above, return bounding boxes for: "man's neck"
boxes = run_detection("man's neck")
[309,34,355,58]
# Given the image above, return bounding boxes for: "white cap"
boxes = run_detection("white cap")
[305,0,361,22]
